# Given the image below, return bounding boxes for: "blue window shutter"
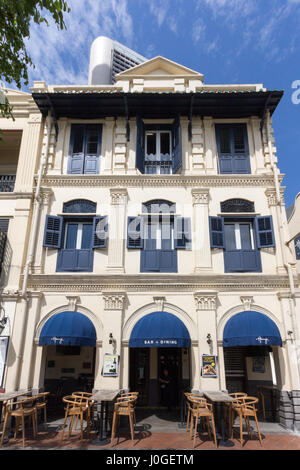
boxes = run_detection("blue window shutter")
[174,217,191,249]
[172,115,182,174]
[136,116,145,174]
[43,215,63,248]
[68,124,85,174]
[294,235,300,260]
[127,216,144,249]
[216,124,250,174]
[255,216,275,248]
[209,216,225,248]
[83,124,102,174]
[92,216,108,248]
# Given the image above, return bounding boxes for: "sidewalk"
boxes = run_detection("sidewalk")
[0,409,299,450]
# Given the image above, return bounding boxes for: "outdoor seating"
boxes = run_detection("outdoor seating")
[230,396,262,447]
[34,391,50,425]
[71,391,95,433]
[226,392,248,431]
[111,395,137,445]
[60,395,91,443]
[184,393,203,432]
[188,396,217,448]
[0,397,38,448]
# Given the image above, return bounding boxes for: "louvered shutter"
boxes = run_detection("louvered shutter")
[68,124,85,174]
[172,115,182,174]
[174,217,191,249]
[255,216,275,248]
[127,216,144,249]
[43,215,63,248]
[92,216,108,248]
[136,116,145,174]
[209,216,225,248]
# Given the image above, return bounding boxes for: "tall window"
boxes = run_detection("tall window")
[43,199,107,272]
[68,124,102,174]
[136,117,182,175]
[215,124,251,174]
[127,200,191,273]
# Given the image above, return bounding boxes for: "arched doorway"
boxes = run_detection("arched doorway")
[39,311,97,396]
[223,310,282,421]
[128,311,191,408]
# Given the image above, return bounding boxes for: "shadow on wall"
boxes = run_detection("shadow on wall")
[0,236,13,288]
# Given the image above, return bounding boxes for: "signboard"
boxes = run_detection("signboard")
[0,336,9,387]
[102,353,119,377]
[252,356,266,373]
[201,354,218,378]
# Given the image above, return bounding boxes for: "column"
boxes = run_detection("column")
[194,292,218,391]
[191,117,205,172]
[49,118,67,174]
[192,188,212,272]
[265,188,286,274]
[107,188,128,273]
[32,189,53,274]
[203,116,216,173]
[103,118,115,174]
[113,118,127,174]
[250,117,265,174]
[19,293,43,390]
[98,293,126,390]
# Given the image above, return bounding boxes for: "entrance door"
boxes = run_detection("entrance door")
[129,348,150,406]
[158,348,182,407]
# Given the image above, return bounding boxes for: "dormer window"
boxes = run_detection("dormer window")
[136,117,182,175]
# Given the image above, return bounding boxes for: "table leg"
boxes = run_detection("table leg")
[214,402,235,448]
[91,400,111,446]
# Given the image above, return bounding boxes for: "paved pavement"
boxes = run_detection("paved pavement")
[0,408,299,450]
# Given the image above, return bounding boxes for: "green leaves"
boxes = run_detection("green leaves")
[0,0,70,119]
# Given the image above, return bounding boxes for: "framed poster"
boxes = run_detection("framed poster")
[201,354,218,378]
[252,356,265,373]
[102,353,119,377]
[0,336,9,388]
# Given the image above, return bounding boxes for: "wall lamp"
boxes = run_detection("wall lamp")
[0,307,7,335]
[109,333,114,345]
[206,334,212,345]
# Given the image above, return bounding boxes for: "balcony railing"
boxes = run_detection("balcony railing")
[0,175,16,192]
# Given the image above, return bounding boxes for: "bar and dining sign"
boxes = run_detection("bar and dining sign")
[201,354,218,378]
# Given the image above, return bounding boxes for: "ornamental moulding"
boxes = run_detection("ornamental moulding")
[194,292,217,310]
[103,292,126,310]
[40,174,283,189]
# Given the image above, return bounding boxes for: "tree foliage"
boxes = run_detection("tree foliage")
[0,0,70,124]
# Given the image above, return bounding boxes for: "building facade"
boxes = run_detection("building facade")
[1,55,300,429]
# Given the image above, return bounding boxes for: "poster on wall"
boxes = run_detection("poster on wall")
[252,356,266,373]
[102,353,119,377]
[201,354,218,378]
[0,336,9,388]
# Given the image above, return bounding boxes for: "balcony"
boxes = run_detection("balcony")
[0,175,16,192]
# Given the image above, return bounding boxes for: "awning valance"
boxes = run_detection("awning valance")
[39,311,96,347]
[129,311,191,348]
[223,311,282,347]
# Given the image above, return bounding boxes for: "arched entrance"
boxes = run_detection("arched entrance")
[129,311,191,408]
[222,310,282,420]
[39,311,97,395]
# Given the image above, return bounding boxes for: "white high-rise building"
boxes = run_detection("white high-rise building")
[88,36,147,85]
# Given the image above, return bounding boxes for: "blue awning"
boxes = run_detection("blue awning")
[129,311,191,348]
[223,310,282,347]
[39,311,96,347]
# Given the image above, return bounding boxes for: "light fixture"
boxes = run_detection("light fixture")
[206,334,212,345]
[287,330,293,336]
[0,307,7,335]
[109,333,113,345]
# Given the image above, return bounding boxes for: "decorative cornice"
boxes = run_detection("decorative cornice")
[26,274,294,293]
[40,174,284,189]
[194,292,217,310]
[103,292,126,310]
[110,188,128,205]
[265,188,285,206]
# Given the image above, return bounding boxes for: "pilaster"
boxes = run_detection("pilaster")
[191,117,205,172]
[203,117,216,173]
[107,188,128,273]
[192,188,212,272]
[113,118,127,174]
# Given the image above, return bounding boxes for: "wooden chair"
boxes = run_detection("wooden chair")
[60,395,91,443]
[226,392,248,433]
[231,396,262,447]
[1,397,37,448]
[188,396,217,448]
[34,392,50,426]
[71,391,95,434]
[184,393,203,432]
[111,396,137,445]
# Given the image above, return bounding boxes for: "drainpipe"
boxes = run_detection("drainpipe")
[12,114,51,391]
[266,111,300,390]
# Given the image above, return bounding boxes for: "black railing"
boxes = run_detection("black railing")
[0,175,16,192]
[0,230,7,275]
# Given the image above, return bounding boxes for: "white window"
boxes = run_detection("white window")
[145,131,172,174]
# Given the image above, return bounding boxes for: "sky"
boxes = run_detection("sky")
[10,0,300,207]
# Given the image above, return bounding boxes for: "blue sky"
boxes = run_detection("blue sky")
[15,0,300,206]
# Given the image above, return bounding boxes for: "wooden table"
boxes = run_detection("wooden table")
[203,391,235,447]
[91,390,121,445]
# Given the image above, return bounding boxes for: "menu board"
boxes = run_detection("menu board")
[102,353,119,377]
[201,354,218,378]
[0,337,9,387]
